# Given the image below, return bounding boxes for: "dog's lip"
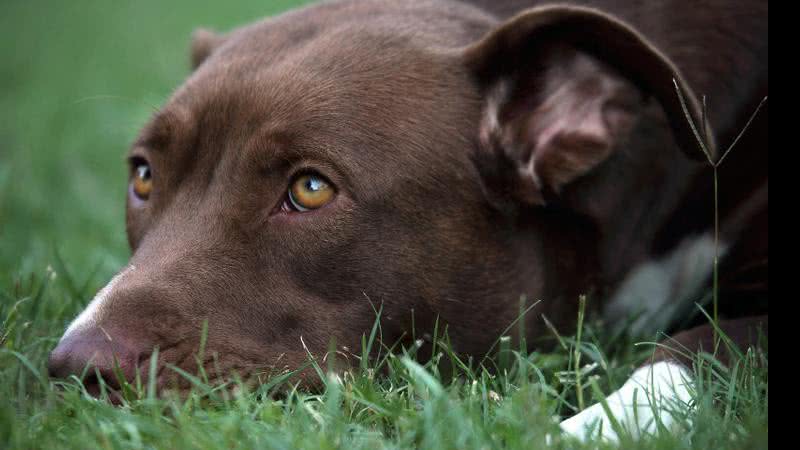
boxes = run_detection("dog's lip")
[82,382,125,405]
[51,372,127,405]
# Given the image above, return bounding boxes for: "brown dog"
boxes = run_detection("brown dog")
[48,0,767,437]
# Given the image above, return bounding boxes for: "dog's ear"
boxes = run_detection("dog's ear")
[190,28,225,69]
[464,6,713,207]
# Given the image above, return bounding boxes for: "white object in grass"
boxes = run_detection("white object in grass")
[559,361,694,443]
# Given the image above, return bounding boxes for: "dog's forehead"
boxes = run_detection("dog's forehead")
[218,0,493,54]
[139,12,487,180]
[172,0,494,113]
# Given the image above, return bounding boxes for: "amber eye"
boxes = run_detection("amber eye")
[287,173,335,211]
[132,162,153,200]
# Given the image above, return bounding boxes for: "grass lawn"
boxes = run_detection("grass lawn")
[0,1,767,448]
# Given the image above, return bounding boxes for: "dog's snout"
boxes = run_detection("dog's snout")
[48,327,139,395]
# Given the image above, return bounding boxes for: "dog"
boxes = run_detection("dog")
[48,0,767,441]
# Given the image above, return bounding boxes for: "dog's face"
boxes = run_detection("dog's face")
[49,1,705,393]
[116,6,516,383]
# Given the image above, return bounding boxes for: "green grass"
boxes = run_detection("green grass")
[0,1,767,449]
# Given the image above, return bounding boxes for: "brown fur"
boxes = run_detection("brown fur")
[48,0,768,394]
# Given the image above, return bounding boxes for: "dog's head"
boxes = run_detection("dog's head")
[48,1,706,395]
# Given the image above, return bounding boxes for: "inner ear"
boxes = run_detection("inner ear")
[464,5,712,209]
[503,45,644,201]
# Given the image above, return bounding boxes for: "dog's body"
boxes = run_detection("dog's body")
[49,0,767,440]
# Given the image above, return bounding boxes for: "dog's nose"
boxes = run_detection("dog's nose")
[48,327,139,395]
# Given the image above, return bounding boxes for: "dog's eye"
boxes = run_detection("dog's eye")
[132,162,153,201]
[286,173,334,211]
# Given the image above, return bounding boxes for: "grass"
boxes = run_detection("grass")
[0,1,767,449]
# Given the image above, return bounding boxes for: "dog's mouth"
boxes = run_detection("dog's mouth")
[51,341,312,403]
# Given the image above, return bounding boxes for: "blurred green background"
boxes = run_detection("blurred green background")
[0,0,306,288]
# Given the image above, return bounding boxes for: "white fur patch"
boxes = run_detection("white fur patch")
[604,233,726,335]
[560,361,694,442]
[60,265,136,341]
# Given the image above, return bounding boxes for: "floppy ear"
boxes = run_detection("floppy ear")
[464,6,713,207]
[190,28,225,69]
